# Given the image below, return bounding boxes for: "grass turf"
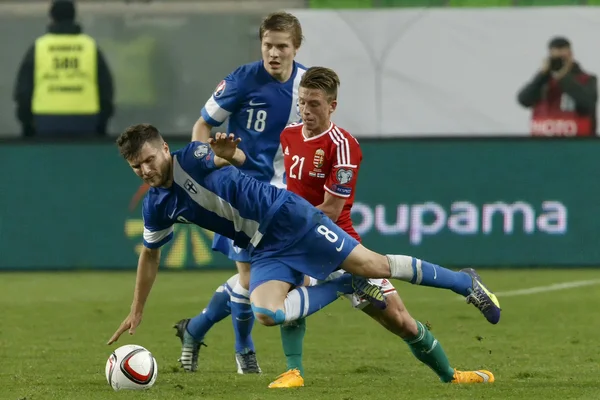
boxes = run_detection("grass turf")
[1,269,599,399]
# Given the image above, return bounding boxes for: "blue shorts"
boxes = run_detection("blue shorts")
[249,194,360,293]
[212,234,251,263]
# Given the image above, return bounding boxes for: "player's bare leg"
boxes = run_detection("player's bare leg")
[231,261,260,374]
[340,245,502,325]
[361,292,494,384]
[360,291,418,338]
[250,280,293,326]
[269,276,494,388]
[236,261,251,290]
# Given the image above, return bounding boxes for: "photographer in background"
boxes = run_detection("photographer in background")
[517,37,597,137]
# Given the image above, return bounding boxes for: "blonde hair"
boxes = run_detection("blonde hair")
[300,67,340,102]
[259,11,303,48]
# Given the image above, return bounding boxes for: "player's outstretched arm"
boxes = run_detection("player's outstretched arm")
[192,116,213,142]
[208,132,246,168]
[107,246,161,344]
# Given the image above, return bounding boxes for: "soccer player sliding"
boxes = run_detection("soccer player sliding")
[107,114,500,387]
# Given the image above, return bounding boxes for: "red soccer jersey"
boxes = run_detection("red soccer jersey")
[280,122,362,241]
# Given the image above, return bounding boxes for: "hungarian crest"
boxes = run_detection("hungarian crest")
[313,148,325,168]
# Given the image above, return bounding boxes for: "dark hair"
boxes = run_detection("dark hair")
[116,123,163,160]
[259,11,303,48]
[50,0,76,22]
[548,36,571,49]
[300,67,340,102]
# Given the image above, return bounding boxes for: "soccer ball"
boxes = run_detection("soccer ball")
[105,344,158,391]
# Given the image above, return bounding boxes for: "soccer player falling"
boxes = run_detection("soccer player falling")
[171,67,500,387]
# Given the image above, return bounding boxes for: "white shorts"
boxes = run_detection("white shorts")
[310,269,397,310]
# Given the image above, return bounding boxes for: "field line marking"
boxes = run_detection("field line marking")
[496,279,600,297]
[456,279,600,300]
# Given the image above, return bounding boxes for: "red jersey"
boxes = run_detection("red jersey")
[280,122,362,241]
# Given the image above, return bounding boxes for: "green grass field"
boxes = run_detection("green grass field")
[1,269,599,400]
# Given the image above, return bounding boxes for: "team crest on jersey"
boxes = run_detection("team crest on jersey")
[184,179,198,194]
[194,144,209,159]
[214,80,226,98]
[313,148,325,168]
[336,168,353,184]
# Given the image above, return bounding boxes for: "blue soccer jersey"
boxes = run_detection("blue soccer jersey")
[142,142,291,250]
[200,60,307,262]
[140,141,360,292]
[200,60,307,188]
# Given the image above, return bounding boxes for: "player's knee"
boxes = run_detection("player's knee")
[254,312,277,326]
[250,303,285,327]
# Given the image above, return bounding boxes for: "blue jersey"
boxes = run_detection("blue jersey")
[200,60,307,188]
[141,142,290,250]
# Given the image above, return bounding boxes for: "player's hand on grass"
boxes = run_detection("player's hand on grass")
[209,132,241,161]
[107,312,143,345]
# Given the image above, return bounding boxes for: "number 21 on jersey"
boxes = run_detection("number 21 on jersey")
[289,155,305,180]
[246,109,267,132]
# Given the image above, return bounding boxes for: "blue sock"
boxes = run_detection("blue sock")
[387,255,473,297]
[289,274,354,319]
[418,259,473,296]
[186,282,232,341]
[252,274,353,324]
[231,282,255,353]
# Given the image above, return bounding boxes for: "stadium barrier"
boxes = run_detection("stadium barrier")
[2,7,600,139]
[1,137,599,270]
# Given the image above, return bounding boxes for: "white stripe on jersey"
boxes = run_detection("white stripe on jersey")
[204,96,232,124]
[143,226,173,244]
[269,144,286,189]
[287,66,306,125]
[329,127,357,168]
[172,157,262,244]
[272,65,307,189]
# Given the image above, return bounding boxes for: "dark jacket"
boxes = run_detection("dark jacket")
[13,21,114,136]
[517,63,597,115]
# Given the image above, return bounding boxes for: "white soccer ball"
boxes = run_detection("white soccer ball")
[105,344,158,391]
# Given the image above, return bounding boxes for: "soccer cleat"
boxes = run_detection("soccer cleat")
[173,318,206,372]
[235,350,261,374]
[268,369,305,388]
[451,369,495,384]
[460,268,501,324]
[352,276,387,310]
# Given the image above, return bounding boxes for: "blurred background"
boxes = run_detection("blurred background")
[2,0,600,271]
